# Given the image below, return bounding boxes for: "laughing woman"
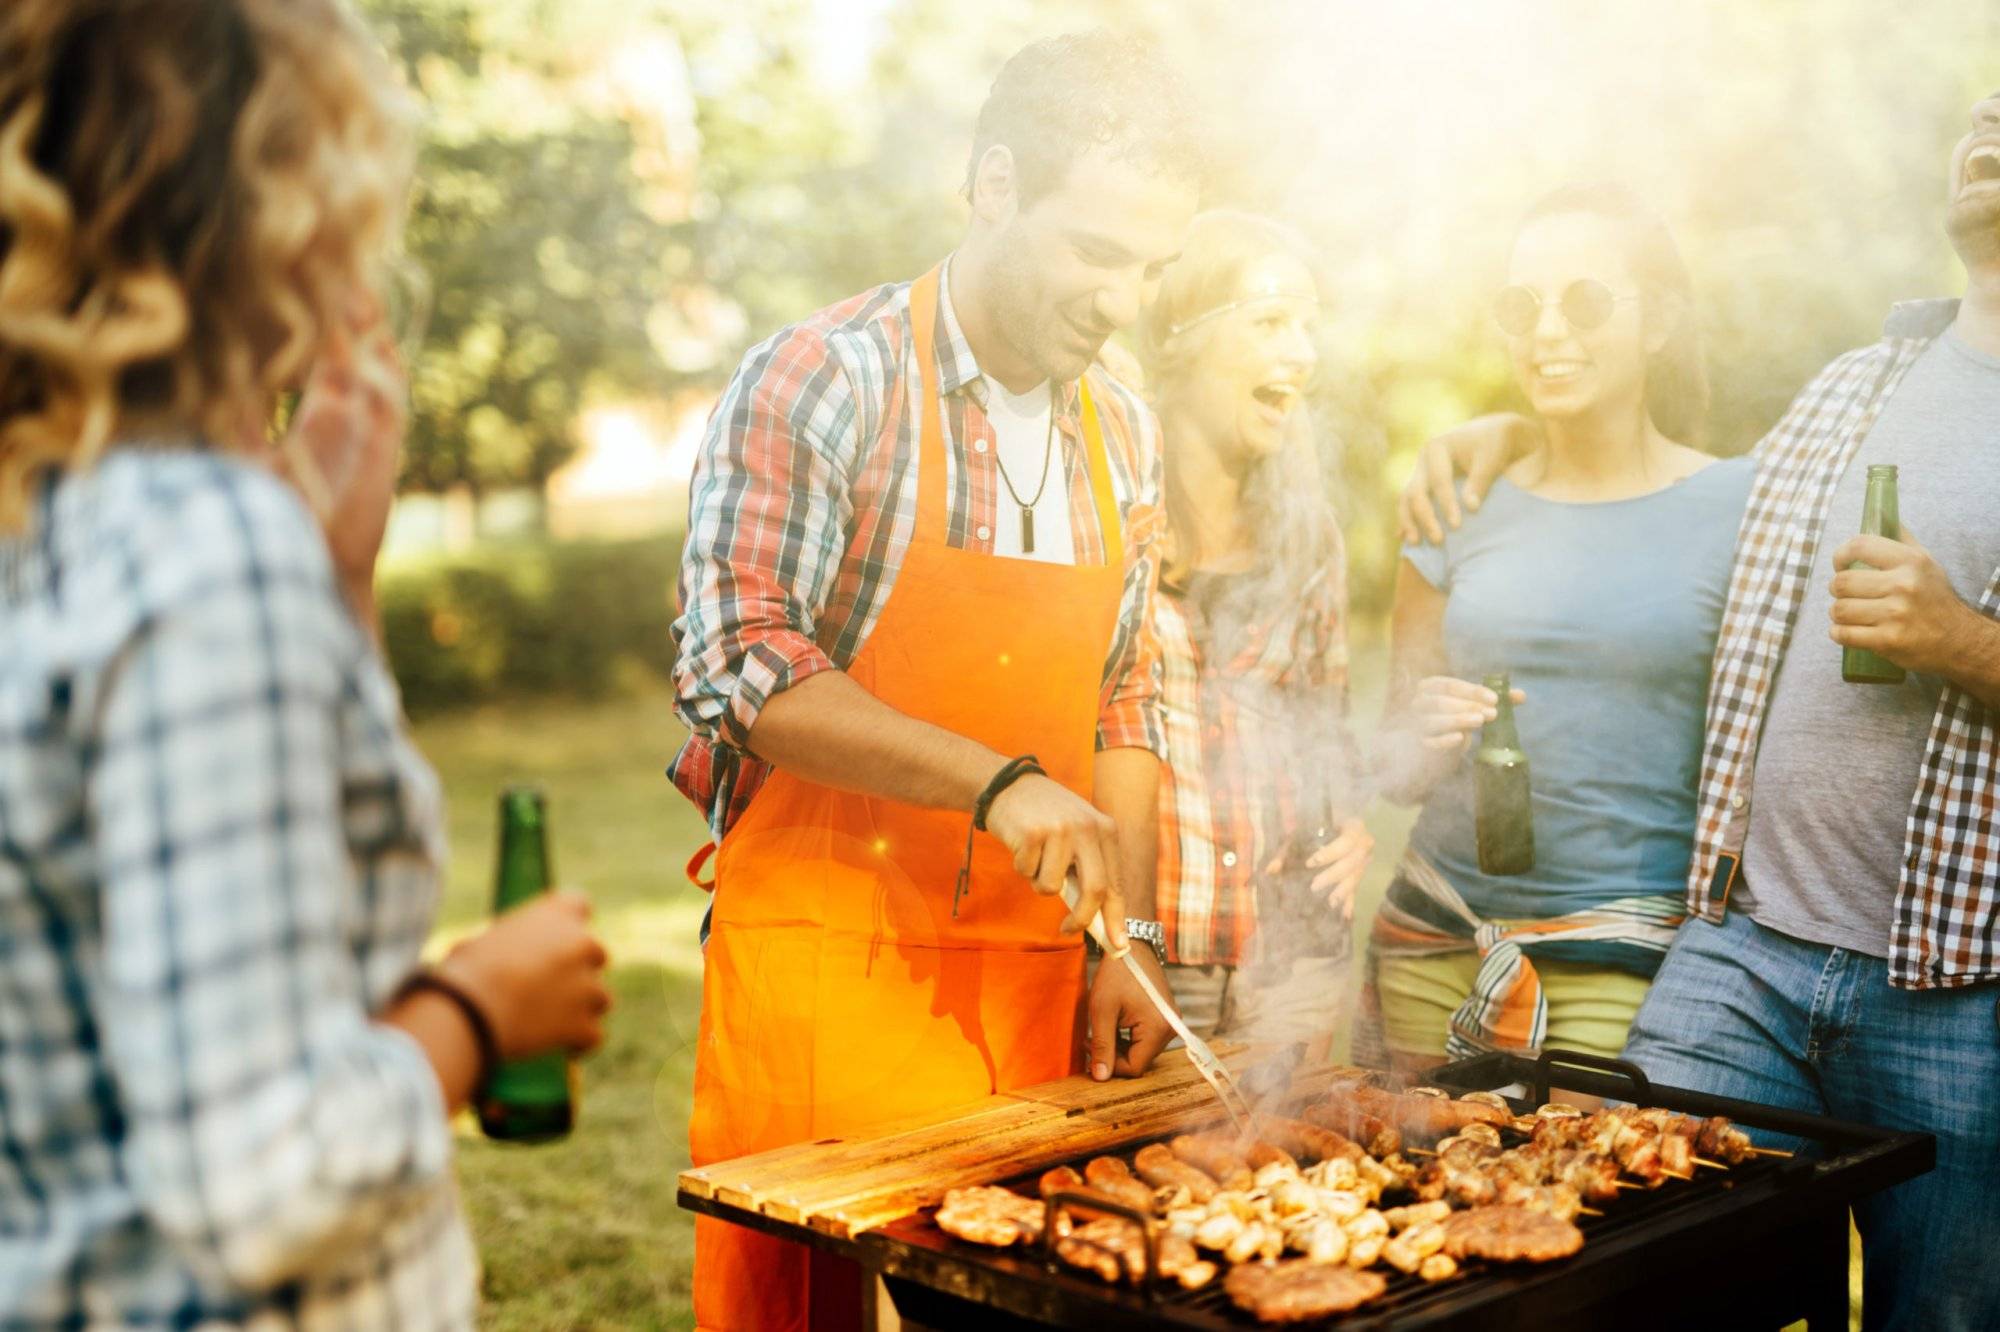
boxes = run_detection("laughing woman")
[1134,211,1373,1060]
[1361,184,1754,1078]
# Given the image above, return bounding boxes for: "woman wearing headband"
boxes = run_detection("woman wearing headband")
[0,2,608,1323]
[1134,211,1371,1058]
[1359,184,1753,1078]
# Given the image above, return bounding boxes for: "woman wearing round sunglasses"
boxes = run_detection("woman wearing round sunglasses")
[1357,183,1755,1080]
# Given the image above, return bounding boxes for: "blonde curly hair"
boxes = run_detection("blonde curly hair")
[0,0,413,533]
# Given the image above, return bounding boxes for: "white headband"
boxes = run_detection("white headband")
[1166,288,1320,338]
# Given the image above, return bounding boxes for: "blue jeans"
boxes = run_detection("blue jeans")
[1622,910,2000,1332]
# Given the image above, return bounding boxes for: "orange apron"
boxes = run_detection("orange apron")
[688,266,1128,1331]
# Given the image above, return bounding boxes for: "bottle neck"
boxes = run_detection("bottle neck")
[1860,477,1900,539]
[1483,695,1522,751]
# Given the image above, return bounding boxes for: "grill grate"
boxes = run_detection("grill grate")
[873,1141,1795,1327]
[848,1050,1931,1330]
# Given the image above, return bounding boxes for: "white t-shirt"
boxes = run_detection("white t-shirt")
[980,376,1075,564]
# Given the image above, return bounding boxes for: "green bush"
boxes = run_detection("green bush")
[380,533,682,716]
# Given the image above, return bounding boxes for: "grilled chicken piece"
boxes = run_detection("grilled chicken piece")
[1135,1143,1219,1202]
[1054,1216,1202,1285]
[935,1186,1046,1247]
[1170,1132,1255,1190]
[1225,1259,1387,1323]
[1695,1115,1756,1164]
[1381,1219,1448,1274]
[1418,1252,1459,1282]
[1382,1200,1453,1232]
[1493,1180,1584,1222]
[1440,1205,1585,1264]
[1038,1166,1084,1199]
[1083,1155,1160,1212]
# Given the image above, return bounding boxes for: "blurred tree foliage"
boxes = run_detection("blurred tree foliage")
[364,0,1998,607]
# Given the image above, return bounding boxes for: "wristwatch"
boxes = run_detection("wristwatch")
[1123,917,1166,963]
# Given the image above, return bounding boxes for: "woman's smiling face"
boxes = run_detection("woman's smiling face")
[1504,211,1655,427]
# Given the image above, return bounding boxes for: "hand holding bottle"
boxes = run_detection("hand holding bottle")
[438,892,611,1059]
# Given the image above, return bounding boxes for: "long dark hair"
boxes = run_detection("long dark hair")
[1517,183,1710,448]
[1136,210,1343,612]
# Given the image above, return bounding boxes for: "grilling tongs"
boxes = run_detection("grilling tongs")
[1061,876,1255,1134]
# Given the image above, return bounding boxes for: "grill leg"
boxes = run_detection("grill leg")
[1801,1209,1853,1332]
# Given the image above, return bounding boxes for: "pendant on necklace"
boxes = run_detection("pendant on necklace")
[1020,505,1036,554]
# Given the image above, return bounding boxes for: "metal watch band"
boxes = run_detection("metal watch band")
[1123,917,1165,961]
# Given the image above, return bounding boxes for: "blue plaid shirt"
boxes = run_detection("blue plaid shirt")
[0,451,475,1327]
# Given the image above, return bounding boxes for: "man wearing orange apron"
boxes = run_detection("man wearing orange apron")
[668,32,1204,1331]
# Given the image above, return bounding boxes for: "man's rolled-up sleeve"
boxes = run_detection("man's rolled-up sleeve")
[87,481,452,1294]
[1097,409,1167,756]
[673,327,860,752]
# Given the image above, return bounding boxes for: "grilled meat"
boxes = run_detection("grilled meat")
[1038,1166,1084,1199]
[1083,1155,1159,1212]
[1264,1114,1369,1163]
[1053,1216,1204,1285]
[1135,1142,1220,1202]
[1224,1259,1387,1323]
[1440,1204,1585,1264]
[1170,1132,1255,1190]
[935,1186,1046,1247]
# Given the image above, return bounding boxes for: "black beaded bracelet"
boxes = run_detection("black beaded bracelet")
[397,967,500,1099]
[973,754,1045,832]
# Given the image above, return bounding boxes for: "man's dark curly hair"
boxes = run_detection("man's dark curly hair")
[963,30,1204,206]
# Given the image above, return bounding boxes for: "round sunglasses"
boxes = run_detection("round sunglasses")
[1493,279,1641,337]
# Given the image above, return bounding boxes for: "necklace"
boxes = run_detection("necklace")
[990,383,1057,554]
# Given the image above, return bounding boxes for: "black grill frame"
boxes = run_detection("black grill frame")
[680,1050,1932,1330]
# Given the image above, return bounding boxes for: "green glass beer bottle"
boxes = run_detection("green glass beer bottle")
[1473,672,1534,876]
[478,786,575,1142]
[1842,464,1906,685]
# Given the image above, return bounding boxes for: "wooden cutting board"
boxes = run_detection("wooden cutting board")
[678,1048,1360,1240]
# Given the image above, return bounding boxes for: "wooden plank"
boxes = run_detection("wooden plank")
[680,1049,1367,1240]
[679,1045,1253,1204]
[682,1046,1243,1210]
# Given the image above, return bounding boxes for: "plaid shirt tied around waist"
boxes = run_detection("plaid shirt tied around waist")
[670,260,1166,840]
[1356,850,1686,1063]
[1691,298,2000,990]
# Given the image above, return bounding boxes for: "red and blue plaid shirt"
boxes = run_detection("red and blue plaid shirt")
[1691,298,2000,989]
[670,263,1167,839]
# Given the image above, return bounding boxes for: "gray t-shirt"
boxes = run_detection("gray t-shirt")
[1740,328,2000,955]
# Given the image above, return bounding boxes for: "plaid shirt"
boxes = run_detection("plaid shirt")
[670,262,1167,839]
[1154,560,1351,966]
[0,452,476,1328]
[1690,298,2000,989]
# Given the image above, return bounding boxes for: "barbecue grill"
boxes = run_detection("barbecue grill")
[679,1048,1932,1330]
